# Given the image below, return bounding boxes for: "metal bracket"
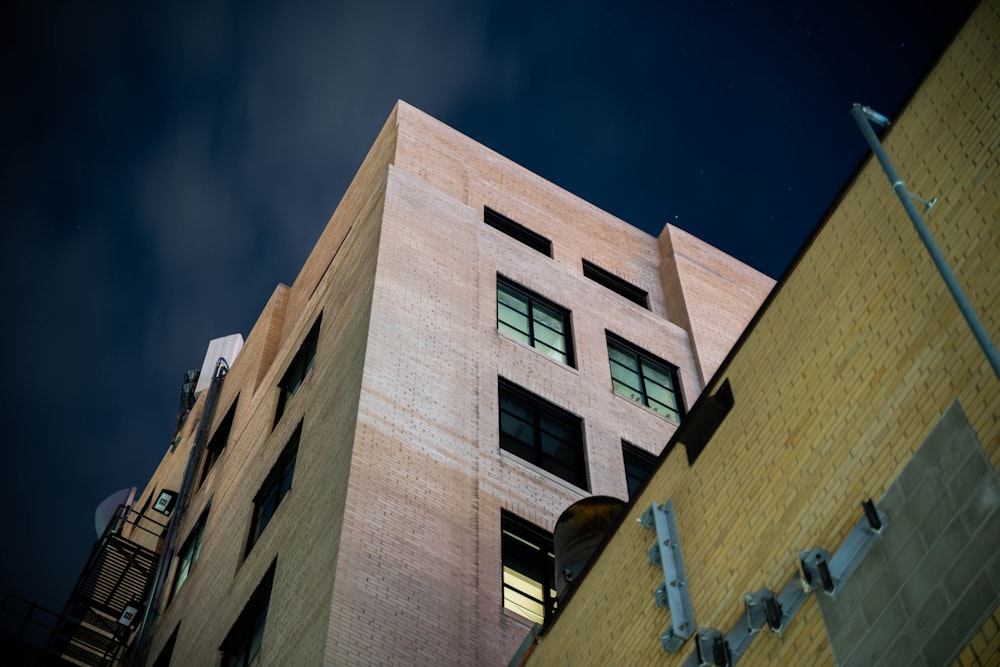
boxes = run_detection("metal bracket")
[642,500,696,650]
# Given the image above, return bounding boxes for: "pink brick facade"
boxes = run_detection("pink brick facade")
[136,102,772,666]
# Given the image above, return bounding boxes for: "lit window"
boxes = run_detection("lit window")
[502,511,555,625]
[497,277,574,366]
[274,316,321,426]
[499,379,588,490]
[169,503,210,603]
[622,441,657,500]
[220,560,276,667]
[246,424,300,555]
[201,397,238,485]
[607,333,683,422]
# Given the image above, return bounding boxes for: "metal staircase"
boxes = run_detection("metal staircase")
[46,506,166,666]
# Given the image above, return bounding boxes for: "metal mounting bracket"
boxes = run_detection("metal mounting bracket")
[641,500,696,650]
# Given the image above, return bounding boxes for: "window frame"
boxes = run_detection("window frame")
[498,378,588,490]
[274,316,321,427]
[606,332,684,422]
[484,206,552,257]
[220,560,276,667]
[200,396,238,485]
[621,441,657,500]
[168,502,211,605]
[582,259,649,309]
[245,424,301,556]
[496,276,575,367]
[501,511,556,625]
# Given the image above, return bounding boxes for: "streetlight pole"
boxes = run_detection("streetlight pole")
[851,103,1000,379]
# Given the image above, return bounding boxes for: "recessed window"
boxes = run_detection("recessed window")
[622,441,657,500]
[220,559,276,667]
[246,424,300,555]
[582,259,649,309]
[169,502,211,604]
[497,276,574,366]
[499,379,588,490]
[484,207,552,257]
[274,316,321,426]
[501,511,555,625]
[201,397,238,485]
[607,333,683,422]
[151,623,180,667]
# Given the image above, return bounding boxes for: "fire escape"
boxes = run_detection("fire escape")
[46,504,167,666]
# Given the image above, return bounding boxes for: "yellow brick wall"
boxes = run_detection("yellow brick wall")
[525,1,999,665]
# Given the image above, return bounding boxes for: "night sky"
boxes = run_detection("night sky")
[0,0,977,613]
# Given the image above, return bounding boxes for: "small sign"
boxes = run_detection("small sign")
[118,604,139,627]
[153,490,177,515]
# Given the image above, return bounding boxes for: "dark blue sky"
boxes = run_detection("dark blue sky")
[0,0,977,612]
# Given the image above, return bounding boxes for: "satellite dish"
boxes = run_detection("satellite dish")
[95,487,136,538]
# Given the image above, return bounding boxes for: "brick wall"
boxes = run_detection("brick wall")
[524,2,999,665]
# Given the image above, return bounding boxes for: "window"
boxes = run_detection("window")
[607,333,683,421]
[582,259,649,309]
[151,623,179,667]
[274,316,321,426]
[169,502,210,604]
[499,379,587,490]
[201,396,238,485]
[501,511,555,625]
[622,441,657,500]
[484,206,552,257]
[220,560,276,667]
[497,277,574,366]
[246,424,300,555]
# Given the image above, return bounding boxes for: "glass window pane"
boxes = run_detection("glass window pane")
[498,321,531,346]
[532,304,564,334]
[642,362,674,390]
[608,344,639,371]
[533,324,566,354]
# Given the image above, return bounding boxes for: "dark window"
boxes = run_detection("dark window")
[501,511,555,625]
[201,397,238,485]
[622,442,657,500]
[274,317,321,426]
[220,560,276,667]
[497,277,574,366]
[169,503,211,604]
[499,379,587,490]
[484,207,552,257]
[246,425,300,555]
[607,333,683,422]
[151,623,180,667]
[582,259,649,309]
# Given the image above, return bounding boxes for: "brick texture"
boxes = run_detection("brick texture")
[524,2,999,665]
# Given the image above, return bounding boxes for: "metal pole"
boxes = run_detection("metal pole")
[851,103,1000,379]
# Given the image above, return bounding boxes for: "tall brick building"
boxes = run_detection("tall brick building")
[68,100,772,667]
[520,2,1000,666]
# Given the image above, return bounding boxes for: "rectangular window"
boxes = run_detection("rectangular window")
[607,333,683,422]
[497,277,574,366]
[246,425,300,555]
[201,396,238,485]
[622,441,657,500]
[582,259,649,309]
[499,379,588,490]
[501,511,555,625]
[484,206,552,257]
[274,316,321,426]
[169,503,211,604]
[220,560,276,667]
